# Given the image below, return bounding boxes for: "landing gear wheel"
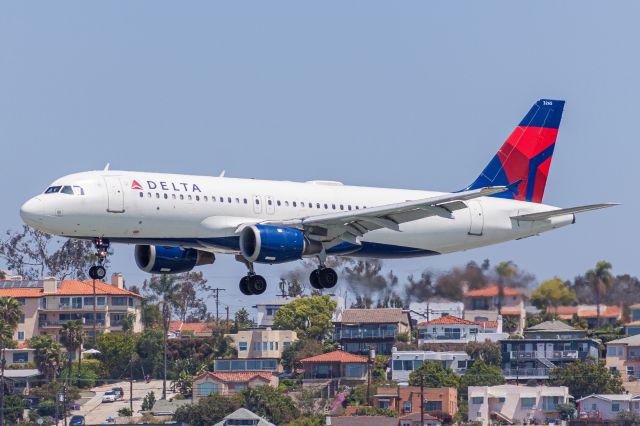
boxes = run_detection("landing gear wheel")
[89,265,107,280]
[309,269,323,290]
[239,276,252,296]
[318,268,338,289]
[248,275,267,295]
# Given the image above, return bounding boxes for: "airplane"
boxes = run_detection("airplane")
[19,99,616,296]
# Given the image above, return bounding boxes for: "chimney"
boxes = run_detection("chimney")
[111,273,124,289]
[497,315,503,333]
[325,417,332,426]
[43,277,57,294]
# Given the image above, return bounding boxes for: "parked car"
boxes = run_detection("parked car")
[112,387,124,399]
[102,390,118,403]
[70,415,85,425]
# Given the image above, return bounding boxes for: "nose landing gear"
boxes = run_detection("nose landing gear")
[88,238,110,280]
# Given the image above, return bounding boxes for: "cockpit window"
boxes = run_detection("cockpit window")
[44,186,61,194]
[61,186,74,195]
[72,186,85,195]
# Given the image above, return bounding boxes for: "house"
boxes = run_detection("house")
[224,328,297,359]
[547,305,623,328]
[0,274,143,342]
[463,285,527,334]
[399,412,443,426]
[325,417,398,426]
[2,369,42,395]
[213,408,275,426]
[192,371,278,401]
[391,348,470,384]
[300,350,368,388]
[468,384,570,426]
[624,304,640,336]
[373,386,458,417]
[253,297,297,328]
[606,334,640,381]
[4,347,36,368]
[408,300,464,324]
[501,320,600,380]
[168,320,213,338]
[334,308,412,355]
[576,394,636,420]
[417,315,507,345]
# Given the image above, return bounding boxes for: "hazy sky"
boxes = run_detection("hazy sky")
[1,2,637,315]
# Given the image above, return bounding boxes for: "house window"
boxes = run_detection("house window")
[345,363,365,378]
[84,297,94,305]
[628,366,636,378]
[40,298,47,309]
[19,314,24,324]
[12,352,28,363]
[17,332,24,341]
[196,382,218,397]
[16,298,25,306]
[97,297,106,306]
[112,297,127,306]
[542,396,562,411]
[471,397,484,405]
[424,401,442,411]
[269,341,274,351]
[60,297,70,307]
[378,400,390,409]
[521,397,536,408]
[239,342,247,351]
[612,403,620,412]
[403,401,412,413]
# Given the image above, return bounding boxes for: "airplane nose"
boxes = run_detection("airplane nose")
[20,197,44,225]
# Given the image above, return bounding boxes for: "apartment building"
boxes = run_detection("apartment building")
[391,348,471,384]
[463,285,527,334]
[334,308,412,356]
[374,386,458,417]
[0,274,143,342]
[468,384,570,425]
[417,315,507,345]
[224,328,297,359]
[606,334,640,381]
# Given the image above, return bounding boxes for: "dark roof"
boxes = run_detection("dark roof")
[338,308,410,325]
[526,320,577,332]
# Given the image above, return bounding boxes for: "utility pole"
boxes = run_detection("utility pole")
[211,288,226,332]
[130,355,134,413]
[92,278,97,346]
[225,306,230,333]
[420,371,424,426]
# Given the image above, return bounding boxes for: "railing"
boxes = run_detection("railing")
[503,368,551,378]
[419,334,467,340]
[43,304,109,311]
[509,350,579,360]
[39,320,106,327]
[110,304,134,311]
[335,329,397,339]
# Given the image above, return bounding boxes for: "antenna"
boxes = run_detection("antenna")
[218,170,226,178]
[104,163,110,171]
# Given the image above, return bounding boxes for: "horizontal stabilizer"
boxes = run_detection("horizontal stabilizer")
[510,203,619,221]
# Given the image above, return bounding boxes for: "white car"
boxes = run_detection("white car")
[102,390,117,403]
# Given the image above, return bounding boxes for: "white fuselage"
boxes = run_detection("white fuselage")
[20,170,574,260]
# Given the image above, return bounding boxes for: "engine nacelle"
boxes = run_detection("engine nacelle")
[134,245,215,274]
[239,224,321,264]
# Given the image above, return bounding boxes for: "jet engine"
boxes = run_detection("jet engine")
[134,245,215,274]
[239,224,321,264]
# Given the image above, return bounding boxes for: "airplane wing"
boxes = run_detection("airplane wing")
[263,186,508,245]
[510,203,619,222]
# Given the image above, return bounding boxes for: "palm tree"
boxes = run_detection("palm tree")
[0,297,21,426]
[145,274,184,399]
[60,319,84,381]
[31,335,65,381]
[586,261,614,328]
[495,261,516,315]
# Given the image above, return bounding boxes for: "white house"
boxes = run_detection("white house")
[417,315,507,345]
[468,385,570,426]
[576,394,637,420]
[391,348,470,385]
[408,300,464,323]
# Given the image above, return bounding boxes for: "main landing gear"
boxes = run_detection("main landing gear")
[309,252,338,290]
[235,256,267,296]
[89,238,109,280]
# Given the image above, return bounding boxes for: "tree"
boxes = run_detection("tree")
[281,339,323,373]
[279,278,304,298]
[174,395,241,426]
[240,386,300,425]
[233,308,253,332]
[31,381,81,419]
[60,319,84,377]
[465,342,501,366]
[171,272,210,322]
[273,295,336,340]
[3,395,25,424]
[30,335,64,380]
[0,297,20,426]
[586,261,614,327]
[616,411,640,426]
[549,358,624,399]
[141,391,156,411]
[144,274,184,399]
[121,312,136,333]
[96,332,137,379]
[458,360,505,400]
[0,225,106,280]
[495,261,516,315]
[408,361,460,388]
[531,278,577,310]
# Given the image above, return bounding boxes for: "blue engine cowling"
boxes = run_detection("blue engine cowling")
[134,245,215,274]
[239,224,321,264]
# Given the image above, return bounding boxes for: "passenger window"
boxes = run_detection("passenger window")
[293,201,297,207]
[73,186,85,195]
[195,195,200,201]
[308,202,312,208]
[268,199,272,206]
[172,194,176,200]
[235,197,240,203]
[243,198,248,204]
[204,196,208,201]
[220,197,224,203]
[316,203,320,209]
[188,195,192,201]
[44,186,62,194]
[180,194,184,200]
[285,201,290,207]
[348,205,352,210]
[228,197,231,203]
[212,196,216,202]
[139,192,143,198]
[356,206,359,210]
[324,203,328,209]
[164,194,168,199]
[147,192,152,198]
[277,200,281,206]
[340,204,344,210]
[61,186,74,195]
[156,193,160,199]
[255,199,260,205]
[332,204,336,210]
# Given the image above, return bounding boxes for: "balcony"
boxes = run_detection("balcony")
[109,304,134,312]
[420,333,468,341]
[509,350,579,361]
[335,329,397,340]
[41,304,108,312]
[39,320,106,328]
[503,367,551,379]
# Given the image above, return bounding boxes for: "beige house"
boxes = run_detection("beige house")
[468,384,570,426]
[606,334,640,381]
[225,328,297,359]
[463,285,527,333]
[0,274,143,343]
[192,371,278,401]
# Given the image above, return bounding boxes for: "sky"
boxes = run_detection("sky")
[1,1,637,316]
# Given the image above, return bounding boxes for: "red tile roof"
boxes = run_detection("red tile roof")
[194,371,273,383]
[547,305,622,319]
[479,320,498,329]
[417,315,478,326]
[170,320,212,334]
[0,289,43,298]
[500,307,523,316]
[464,285,525,298]
[0,280,141,298]
[301,350,368,364]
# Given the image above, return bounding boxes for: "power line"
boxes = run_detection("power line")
[211,288,226,329]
